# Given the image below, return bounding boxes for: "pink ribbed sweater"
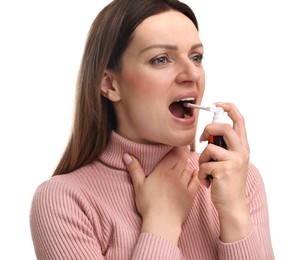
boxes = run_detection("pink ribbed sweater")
[30,132,274,259]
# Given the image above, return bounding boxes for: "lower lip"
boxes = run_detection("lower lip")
[170,113,196,125]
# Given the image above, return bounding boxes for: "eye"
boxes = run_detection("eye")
[150,55,171,65]
[191,53,203,65]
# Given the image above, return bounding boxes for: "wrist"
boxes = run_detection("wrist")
[218,205,253,243]
[141,216,182,245]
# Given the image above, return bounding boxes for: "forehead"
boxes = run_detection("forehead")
[131,10,200,48]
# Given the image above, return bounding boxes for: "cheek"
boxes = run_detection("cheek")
[198,76,206,98]
[120,69,167,99]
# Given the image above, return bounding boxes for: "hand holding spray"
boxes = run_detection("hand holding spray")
[183,103,227,180]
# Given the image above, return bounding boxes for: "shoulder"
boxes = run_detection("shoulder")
[31,174,87,214]
[30,159,128,214]
[30,163,100,212]
[30,170,100,237]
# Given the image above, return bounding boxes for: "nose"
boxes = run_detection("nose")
[175,58,202,84]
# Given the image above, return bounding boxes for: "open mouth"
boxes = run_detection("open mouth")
[169,97,195,118]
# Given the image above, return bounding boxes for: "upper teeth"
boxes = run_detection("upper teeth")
[176,97,195,102]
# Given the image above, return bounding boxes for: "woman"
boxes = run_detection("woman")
[30,0,275,259]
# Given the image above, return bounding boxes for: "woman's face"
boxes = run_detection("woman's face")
[111,10,205,145]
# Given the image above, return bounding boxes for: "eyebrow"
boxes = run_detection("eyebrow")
[139,43,203,54]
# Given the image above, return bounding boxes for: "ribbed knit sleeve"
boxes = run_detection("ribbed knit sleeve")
[30,179,104,260]
[132,233,181,259]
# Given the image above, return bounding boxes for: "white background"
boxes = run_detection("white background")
[1,1,302,259]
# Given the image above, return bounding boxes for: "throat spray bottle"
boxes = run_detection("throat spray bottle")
[183,102,227,150]
[183,103,227,181]
[207,106,227,150]
[205,107,227,180]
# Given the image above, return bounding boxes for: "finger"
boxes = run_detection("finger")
[199,123,242,151]
[199,143,230,164]
[215,102,249,149]
[180,166,194,186]
[198,161,222,181]
[198,162,216,188]
[123,153,145,193]
[187,170,201,192]
[171,148,190,174]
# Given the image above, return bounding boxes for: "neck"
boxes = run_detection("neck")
[99,131,174,176]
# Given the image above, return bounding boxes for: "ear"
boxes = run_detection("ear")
[100,70,121,102]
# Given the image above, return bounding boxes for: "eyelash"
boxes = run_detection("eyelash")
[150,53,203,66]
[191,53,203,64]
[150,55,172,65]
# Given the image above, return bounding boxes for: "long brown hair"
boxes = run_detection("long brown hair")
[53,0,199,176]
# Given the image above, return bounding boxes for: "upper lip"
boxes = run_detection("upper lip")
[170,91,199,105]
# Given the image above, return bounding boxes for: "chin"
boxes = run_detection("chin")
[167,132,196,147]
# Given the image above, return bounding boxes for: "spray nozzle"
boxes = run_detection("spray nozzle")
[183,103,218,113]
[183,103,225,123]
[211,106,225,123]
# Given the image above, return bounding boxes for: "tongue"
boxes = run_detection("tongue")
[169,102,184,118]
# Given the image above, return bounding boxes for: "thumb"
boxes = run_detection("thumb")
[123,153,145,191]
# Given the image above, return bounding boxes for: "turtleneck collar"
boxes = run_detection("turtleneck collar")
[99,131,174,176]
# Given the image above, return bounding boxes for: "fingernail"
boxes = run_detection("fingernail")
[122,153,132,165]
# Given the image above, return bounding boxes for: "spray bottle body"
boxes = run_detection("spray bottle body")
[207,107,227,179]
[208,106,227,150]
[208,135,227,149]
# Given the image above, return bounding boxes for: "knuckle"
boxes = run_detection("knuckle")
[237,114,245,125]
[221,123,232,133]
